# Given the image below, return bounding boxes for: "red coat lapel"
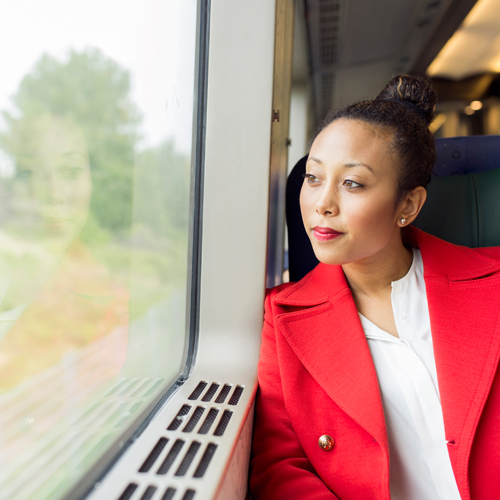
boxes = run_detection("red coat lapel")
[274,263,390,458]
[415,230,500,499]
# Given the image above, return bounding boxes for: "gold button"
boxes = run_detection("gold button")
[318,434,334,451]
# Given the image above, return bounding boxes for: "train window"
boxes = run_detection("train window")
[0,1,202,499]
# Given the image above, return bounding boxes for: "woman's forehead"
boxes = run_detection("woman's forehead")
[311,119,396,165]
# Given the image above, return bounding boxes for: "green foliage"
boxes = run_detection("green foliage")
[0,48,141,232]
[133,139,191,233]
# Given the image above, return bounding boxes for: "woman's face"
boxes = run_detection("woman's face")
[300,118,406,267]
[11,115,92,249]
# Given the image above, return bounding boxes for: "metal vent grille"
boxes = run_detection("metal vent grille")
[188,382,207,401]
[213,410,233,437]
[182,490,196,500]
[197,408,219,435]
[167,405,192,431]
[109,381,245,500]
[319,1,340,65]
[201,383,219,402]
[117,484,197,500]
[306,0,343,120]
[139,486,157,500]
[157,440,185,475]
[175,442,201,476]
[139,437,169,473]
[214,384,231,404]
[118,483,138,500]
[193,444,218,478]
[228,385,244,405]
[161,488,176,500]
[183,407,205,432]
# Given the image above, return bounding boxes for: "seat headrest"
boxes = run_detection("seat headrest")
[413,167,500,248]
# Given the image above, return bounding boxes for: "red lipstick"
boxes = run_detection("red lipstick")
[313,226,343,241]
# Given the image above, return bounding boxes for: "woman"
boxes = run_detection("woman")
[250,75,500,500]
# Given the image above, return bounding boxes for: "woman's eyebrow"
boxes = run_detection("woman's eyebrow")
[307,158,375,174]
[307,157,322,165]
[344,162,374,173]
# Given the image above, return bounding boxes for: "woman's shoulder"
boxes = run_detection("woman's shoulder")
[265,262,347,313]
[412,228,500,278]
[474,246,500,260]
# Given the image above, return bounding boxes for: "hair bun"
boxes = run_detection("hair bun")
[376,74,437,126]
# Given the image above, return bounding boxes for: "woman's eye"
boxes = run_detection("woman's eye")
[17,169,39,180]
[303,173,319,184]
[59,166,83,180]
[344,179,363,189]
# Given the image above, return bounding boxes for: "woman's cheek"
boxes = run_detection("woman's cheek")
[299,191,315,221]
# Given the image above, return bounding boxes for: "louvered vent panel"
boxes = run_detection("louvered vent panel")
[113,380,247,500]
[198,408,219,435]
[139,437,169,473]
[188,382,207,400]
[157,439,185,475]
[167,405,192,431]
[213,410,233,437]
[182,407,205,433]
[214,384,232,404]
[193,443,217,478]
[139,485,157,500]
[318,0,341,66]
[117,483,138,500]
[201,383,219,402]
[161,488,176,500]
[182,489,196,500]
[228,386,244,405]
[175,441,201,477]
[307,0,343,119]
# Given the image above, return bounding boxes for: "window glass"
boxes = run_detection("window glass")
[0,1,198,498]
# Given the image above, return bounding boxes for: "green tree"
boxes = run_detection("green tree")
[134,140,190,234]
[0,48,141,233]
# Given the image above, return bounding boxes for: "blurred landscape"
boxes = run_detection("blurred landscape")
[0,47,192,500]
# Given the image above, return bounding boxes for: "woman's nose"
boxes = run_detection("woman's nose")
[37,171,66,205]
[315,186,338,216]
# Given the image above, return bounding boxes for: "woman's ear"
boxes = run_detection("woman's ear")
[398,186,427,227]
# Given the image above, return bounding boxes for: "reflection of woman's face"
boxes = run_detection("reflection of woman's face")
[300,119,403,267]
[12,116,92,248]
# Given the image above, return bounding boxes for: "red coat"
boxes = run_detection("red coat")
[250,228,500,500]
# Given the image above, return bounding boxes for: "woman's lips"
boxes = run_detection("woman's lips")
[44,217,71,229]
[313,226,343,241]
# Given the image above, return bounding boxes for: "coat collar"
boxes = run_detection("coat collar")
[274,228,500,498]
[403,226,500,281]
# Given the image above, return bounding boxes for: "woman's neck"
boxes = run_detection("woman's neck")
[342,240,413,298]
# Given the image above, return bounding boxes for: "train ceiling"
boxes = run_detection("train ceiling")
[302,0,479,123]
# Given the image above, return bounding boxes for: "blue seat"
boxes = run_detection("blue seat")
[286,135,500,282]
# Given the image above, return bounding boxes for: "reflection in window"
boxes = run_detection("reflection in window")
[0,1,198,499]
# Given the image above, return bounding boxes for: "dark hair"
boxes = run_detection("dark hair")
[314,74,438,201]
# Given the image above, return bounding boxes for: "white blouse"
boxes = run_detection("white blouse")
[359,249,462,500]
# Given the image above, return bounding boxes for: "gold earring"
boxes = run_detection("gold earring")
[400,218,407,225]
